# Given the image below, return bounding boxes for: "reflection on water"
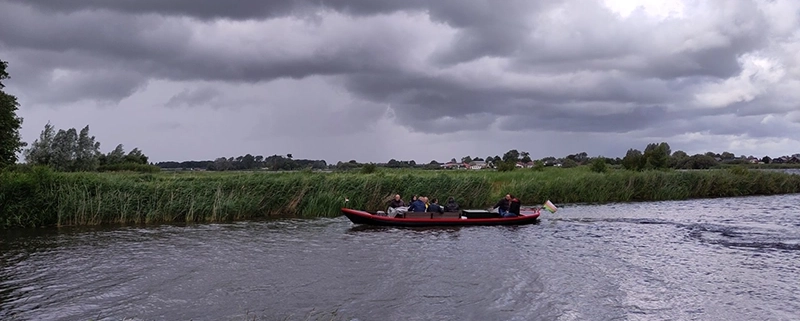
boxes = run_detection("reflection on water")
[2,194,800,320]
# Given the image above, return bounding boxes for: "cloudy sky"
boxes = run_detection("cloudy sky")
[2,0,799,164]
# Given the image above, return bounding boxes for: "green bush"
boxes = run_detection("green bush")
[590,158,608,173]
[98,162,161,173]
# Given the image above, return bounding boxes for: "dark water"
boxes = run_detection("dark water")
[2,195,800,321]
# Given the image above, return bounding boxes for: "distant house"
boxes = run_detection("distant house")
[469,161,487,170]
[516,161,535,168]
[440,162,466,169]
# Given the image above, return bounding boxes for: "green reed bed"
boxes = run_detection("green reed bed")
[2,166,800,228]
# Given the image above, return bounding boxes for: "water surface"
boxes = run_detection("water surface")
[2,194,800,320]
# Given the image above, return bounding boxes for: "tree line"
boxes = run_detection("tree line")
[23,122,151,172]
[157,154,328,171]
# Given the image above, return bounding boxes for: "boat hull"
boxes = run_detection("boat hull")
[341,208,540,227]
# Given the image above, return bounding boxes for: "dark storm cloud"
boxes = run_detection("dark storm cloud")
[0,0,795,142]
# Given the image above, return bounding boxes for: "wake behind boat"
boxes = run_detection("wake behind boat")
[341,207,541,227]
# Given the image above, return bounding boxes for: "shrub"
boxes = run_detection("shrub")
[496,161,516,172]
[590,158,608,173]
[361,163,377,174]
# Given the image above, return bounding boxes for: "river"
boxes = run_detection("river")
[2,194,800,321]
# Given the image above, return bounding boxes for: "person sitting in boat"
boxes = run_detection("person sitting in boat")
[493,194,512,217]
[427,198,444,214]
[407,196,427,212]
[389,194,406,208]
[444,197,459,212]
[508,195,521,216]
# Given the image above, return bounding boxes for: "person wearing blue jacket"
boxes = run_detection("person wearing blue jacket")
[408,196,427,212]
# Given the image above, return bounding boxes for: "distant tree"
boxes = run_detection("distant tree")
[561,159,578,168]
[450,158,457,163]
[105,144,126,165]
[461,156,473,164]
[0,60,26,168]
[532,160,545,171]
[668,150,688,168]
[496,160,516,172]
[566,152,589,164]
[212,157,232,171]
[590,157,608,173]
[24,121,56,167]
[687,154,718,169]
[241,154,255,169]
[720,152,735,160]
[361,163,377,174]
[762,156,771,164]
[642,142,670,169]
[622,148,643,171]
[74,125,100,171]
[286,153,293,159]
[124,148,148,164]
[502,149,520,163]
[50,128,78,171]
[540,156,556,165]
[520,151,532,163]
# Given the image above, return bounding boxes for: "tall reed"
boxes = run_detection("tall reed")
[2,166,800,228]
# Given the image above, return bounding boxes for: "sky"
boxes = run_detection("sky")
[1,0,799,164]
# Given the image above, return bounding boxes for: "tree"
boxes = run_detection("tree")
[106,144,126,165]
[561,159,578,168]
[50,128,78,171]
[622,148,643,171]
[590,157,608,173]
[124,148,148,164]
[762,156,771,164]
[502,149,520,163]
[25,121,56,167]
[642,142,670,169]
[461,156,472,164]
[520,151,532,163]
[74,125,100,171]
[0,60,27,168]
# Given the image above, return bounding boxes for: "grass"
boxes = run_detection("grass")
[2,165,800,228]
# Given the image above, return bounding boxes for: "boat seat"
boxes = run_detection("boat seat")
[403,212,461,219]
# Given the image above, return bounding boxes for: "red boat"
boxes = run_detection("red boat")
[341,208,541,227]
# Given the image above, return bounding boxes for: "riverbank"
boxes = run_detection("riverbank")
[2,166,800,228]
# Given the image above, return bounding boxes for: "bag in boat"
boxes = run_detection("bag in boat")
[387,206,409,218]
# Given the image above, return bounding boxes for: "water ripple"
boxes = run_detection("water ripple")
[2,194,800,320]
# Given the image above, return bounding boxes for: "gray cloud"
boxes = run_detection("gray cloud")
[165,87,221,108]
[3,0,800,162]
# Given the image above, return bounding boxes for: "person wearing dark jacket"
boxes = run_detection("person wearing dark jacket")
[444,197,459,212]
[508,195,521,216]
[427,198,444,214]
[389,194,406,208]
[493,194,511,216]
